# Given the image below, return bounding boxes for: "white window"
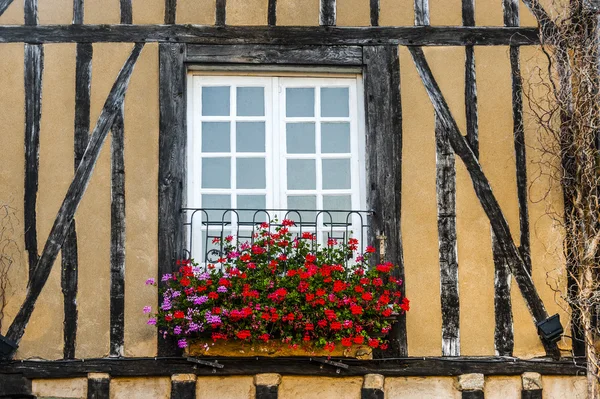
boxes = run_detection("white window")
[186,74,366,261]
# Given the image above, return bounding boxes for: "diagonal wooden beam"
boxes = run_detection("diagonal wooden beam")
[408,46,560,358]
[520,0,557,38]
[4,43,144,354]
[0,0,14,17]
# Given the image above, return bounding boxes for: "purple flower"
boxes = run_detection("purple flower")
[172,290,182,298]
[174,326,182,335]
[227,251,240,259]
[143,306,152,314]
[147,318,157,325]
[205,313,222,324]
[198,272,210,281]
[161,300,172,311]
[145,278,156,285]
[177,339,188,348]
[161,274,172,282]
[194,295,208,305]
[187,322,201,332]
[217,286,228,293]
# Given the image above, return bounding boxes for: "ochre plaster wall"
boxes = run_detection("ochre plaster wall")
[0,0,570,362]
[279,377,362,399]
[195,376,255,399]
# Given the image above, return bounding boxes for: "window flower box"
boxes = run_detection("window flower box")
[145,219,409,355]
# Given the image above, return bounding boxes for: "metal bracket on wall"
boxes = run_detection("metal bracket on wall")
[310,357,349,373]
[186,357,225,371]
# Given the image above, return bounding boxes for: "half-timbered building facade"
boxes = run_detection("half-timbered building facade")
[0,0,588,397]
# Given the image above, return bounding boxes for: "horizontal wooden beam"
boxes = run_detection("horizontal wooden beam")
[0,357,583,379]
[0,25,539,45]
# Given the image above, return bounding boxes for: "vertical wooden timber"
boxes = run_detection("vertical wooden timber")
[120,0,133,24]
[370,0,379,26]
[24,43,43,281]
[24,0,37,25]
[5,44,144,352]
[87,374,110,399]
[216,0,226,26]
[165,0,176,24]
[158,43,186,357]
[363,46,407,357]
[268,0,277,26]
[110,111,126,357]
[72,0,83,24]
[436,119,460,357]
[320,0,336,26]
[414,0,430,26]
[171,375,196,399]
[409,46,560,358]
[0,0,15,17]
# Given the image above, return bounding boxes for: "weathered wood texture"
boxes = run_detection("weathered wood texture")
[73,0,84,24]
[158,43,186,357]
[24,0,37,25]
[5,44,144,353]
[521,390,543,399]
[363,46,406,357]
[24,43,43,281]
[462,391,484,399]
[465,46,478,155]
[435,119,460,357]
[185,44,363,65]
[0,357,583,378]
[320,0,336,26]
[0,25,539,45]
[110,109,126,358]
[61,42,92,360]
[370,0,379,26]
[408,46,560,358]
[216,0,226,26]
[88,377,110,399]
[256,385,278,399]
[0,0,14,17]
[414,0,430,26]
[120,0,133,24]
[171,380,196,399]
[268,0,277,26]
[462,0,474,27]
[165,0,176,24]
[0,374,32,397]
[362,388,384,399]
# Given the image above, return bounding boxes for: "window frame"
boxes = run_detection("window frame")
[158,43,405,357]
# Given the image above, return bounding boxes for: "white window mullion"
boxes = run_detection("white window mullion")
[269,77,279,212]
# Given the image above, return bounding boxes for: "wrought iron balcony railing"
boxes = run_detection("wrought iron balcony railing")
[182,208,372,266]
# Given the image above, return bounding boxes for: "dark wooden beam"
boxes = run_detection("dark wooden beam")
[216,0,226,26]
[519,0,556,36]
[170,375,196,399]
[256,385,278,399]
[268,0,277,26]
[462,391,484,399]
[522,390,543,399]
[493,235,514,356]
[0,357,583,379]
[0,25,539,46]
[61,42,92,361]
[185,44,363,65]
[414,0,430,26]
[436,119,460,357]
[408,46,560,358]
[87,374,110,399]
[165,0,176,24]
[5,44,144,353]
[73,0,84,24]
[24,0,37,26]
[24,43,43,282]
[370,0,379,26]
[462,0,474,27]
[158,43,186,357]
[363,46,406,357]
[320,0,336,26]
[120,0,133,24]
[109,109,126,358]
[0,0,15,18]
[362,388,384,399]
[0,374,32,397]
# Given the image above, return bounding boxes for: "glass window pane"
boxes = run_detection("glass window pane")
[287,159,316,190]
[287,195,317,225]
[286,123,315,154]
[237,195,267,224]
[236,122,265,152]
[321,123,351,153]
[321,87,349,117]
[201,194,231,222]
[286,88,314,117]
[323,195,352,225]
[237,87,265,116]
[202,86,230,116]
[202,122,230,152]
[202,157,230,189]
[237,158,266,189]
[322,159,351,189]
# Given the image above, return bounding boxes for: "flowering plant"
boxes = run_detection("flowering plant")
[145,219,409,352]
